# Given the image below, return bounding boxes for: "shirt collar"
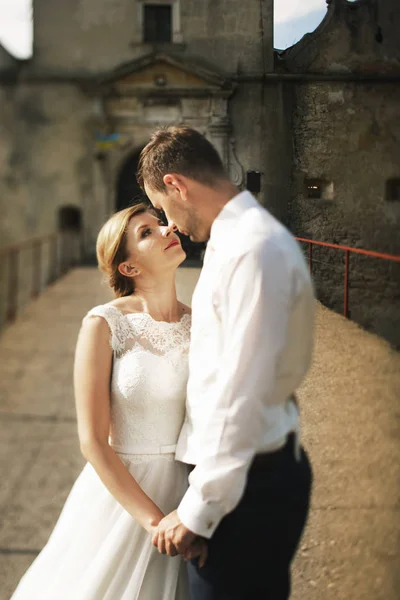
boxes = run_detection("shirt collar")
[208,191,258,252]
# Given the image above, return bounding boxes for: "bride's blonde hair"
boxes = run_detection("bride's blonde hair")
[96,202,155,297]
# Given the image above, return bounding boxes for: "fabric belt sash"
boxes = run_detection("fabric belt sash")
[110,443,177,455]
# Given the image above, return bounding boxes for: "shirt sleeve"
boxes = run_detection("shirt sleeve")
[177,241,295,538]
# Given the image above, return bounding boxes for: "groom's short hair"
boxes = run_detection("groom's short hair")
[137,126,226,193]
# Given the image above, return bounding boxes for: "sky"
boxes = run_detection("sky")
[0,0,32,59]
[0,0,333,60]
[274,0,327,50]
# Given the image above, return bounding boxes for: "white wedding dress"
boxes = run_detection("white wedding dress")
[11,304,191,600]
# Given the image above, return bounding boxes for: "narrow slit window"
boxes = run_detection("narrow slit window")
[386,179,400,202]
[144,5,172,43]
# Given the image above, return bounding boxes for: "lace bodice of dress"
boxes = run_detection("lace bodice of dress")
[84,304,191,460]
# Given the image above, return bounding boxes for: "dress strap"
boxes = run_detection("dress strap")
[84,305,133,355]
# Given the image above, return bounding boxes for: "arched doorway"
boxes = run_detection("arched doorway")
[116,149,145,211]
[115,150,205,263]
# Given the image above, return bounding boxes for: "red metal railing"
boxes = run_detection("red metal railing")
[0,231,83,326]
[296,237,400,318]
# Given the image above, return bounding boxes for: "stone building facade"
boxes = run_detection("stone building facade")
[0,0,275,252]
[0,0,399,343]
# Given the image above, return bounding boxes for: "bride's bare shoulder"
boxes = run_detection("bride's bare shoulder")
[101,298,191,317]
[107,297,142,315]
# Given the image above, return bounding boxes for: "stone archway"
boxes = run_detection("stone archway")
[99,52,242,262]
[116,149,145,212]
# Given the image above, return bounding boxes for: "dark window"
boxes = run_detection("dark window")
[306,180,322,199]
[58,206,82,232]
[305,178,334,200]
[386,179,400,202]
[246,171,261,194]
[144,5,172,43]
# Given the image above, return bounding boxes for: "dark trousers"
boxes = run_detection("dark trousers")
[187,435,313,600]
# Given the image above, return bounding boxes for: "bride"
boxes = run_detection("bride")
[11,202,206,600]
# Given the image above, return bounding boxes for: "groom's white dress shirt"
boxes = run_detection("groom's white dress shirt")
[175,191,315,539]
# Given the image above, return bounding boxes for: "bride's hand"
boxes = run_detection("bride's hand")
[183,537,208,568]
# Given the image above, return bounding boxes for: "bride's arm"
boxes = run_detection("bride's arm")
[73,315,164,533]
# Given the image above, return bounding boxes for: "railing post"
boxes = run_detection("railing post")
[68,233,73,268]
[67,233,73,269]
[56,234,61,278]
[32,241,42,298]
[79,229,85,264]
[49,236,57,282]
[7,249,19,322]
[344,250,350,318]
[60,232,68,275]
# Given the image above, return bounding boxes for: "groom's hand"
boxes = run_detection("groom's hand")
[152,510,196,556]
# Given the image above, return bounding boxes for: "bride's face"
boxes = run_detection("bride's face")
[123,211,186,276]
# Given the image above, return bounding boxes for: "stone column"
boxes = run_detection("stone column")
[209,119,244,187]
[208,95,243,187]
[208,96,230,165]
[208,117,230,168]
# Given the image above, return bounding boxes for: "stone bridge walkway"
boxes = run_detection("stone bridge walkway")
[0,268,399,600]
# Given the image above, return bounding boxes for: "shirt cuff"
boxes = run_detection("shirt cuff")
[177,485,225,539]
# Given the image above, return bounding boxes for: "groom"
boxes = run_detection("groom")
[137,126,315,600]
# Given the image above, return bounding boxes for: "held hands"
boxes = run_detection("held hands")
[183,537,208,568]
[151,510,208,567]
[152,510,195,555]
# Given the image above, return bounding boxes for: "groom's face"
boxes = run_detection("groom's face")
[144,182,205,243]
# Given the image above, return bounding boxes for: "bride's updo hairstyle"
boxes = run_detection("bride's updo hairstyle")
[96,202,156,297]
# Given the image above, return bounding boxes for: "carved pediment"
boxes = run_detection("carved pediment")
[119,61,215,88]
[99,52,234,96]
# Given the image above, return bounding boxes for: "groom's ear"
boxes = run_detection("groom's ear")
[163,174,188,201]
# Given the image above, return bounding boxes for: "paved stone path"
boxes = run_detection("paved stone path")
[0,267,399,599]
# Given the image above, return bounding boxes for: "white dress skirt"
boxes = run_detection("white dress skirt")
[11,305,192,600]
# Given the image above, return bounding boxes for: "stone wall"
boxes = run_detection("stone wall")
[290,83,400,343]
[33,0,141,73]
[0,83,93,247]
[289,80,400,346]
[0,82,94,326]
[32,0,273,75]
[284,0,400,74]
[285,0,400,347]
[182,0,273,73]
[290,82,400,253]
